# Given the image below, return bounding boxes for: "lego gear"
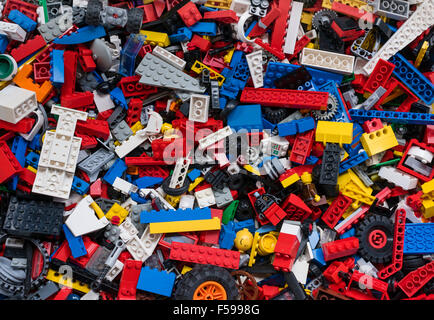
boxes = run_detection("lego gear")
[85,0,102,25]
[312,9,338,31]
[356,214,394,264]
[312,94,338,121]
[262,107,291,124]
[230,270,259,300]
[174,264,238,300]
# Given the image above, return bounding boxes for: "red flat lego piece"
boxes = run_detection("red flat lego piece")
[263,202,287,226]
[203,10,238,23]
[118,260,142,300]
[76,119,110,140]
[10,35,46,63]
[119,75,158,98]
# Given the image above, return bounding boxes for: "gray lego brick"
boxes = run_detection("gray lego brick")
[111,120,133,142]
[77,147,115,175]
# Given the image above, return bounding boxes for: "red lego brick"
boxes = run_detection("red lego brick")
[290,129,315,165]
[10,35,46,63]
[203,10,238,23]
[75,133,98,150]
[199,208,222,245]
[321,193,352,229]
[285,35,311,61]
[281,193,312,222]
[363,59,395,94]
[323,258,354,284]
[0,118,35,134]
[61,92,94,109]
[140,3,158,23]
[0,141,23,184]
[76,119,110,140]
[249,7,280,37]
[69,237,100,268]
[16,167,36,193]
[119,75,158,98]
[240,87,329,110]
[187,34,212,52]
[151,137,185,162]
[322,237,359,261]
[117,260,142,300]
[375,187,392,205]
[263,202,287,226]
[234,42,253,54]
[97,109,114,121]
[273,233,300,272]
[331,1,376,24]
[271,0,291,50]
[335,205,369,234]
[254,38,285,60]
[51,241,72,262]
[78,46,96,72]
[362,118,383,133]
[3,0,38,21]
[169,242,240,269]
[425,125,434,145]
[331,21,365,42]
[125,156,169,166]
[137,166,170,178]
[126,98,143,126]
[377,208,406,280]
[347,270,390,300]
[177,1,202,27]
[61,51,78,97]
[397,139,434,182]
[33,62,51,83]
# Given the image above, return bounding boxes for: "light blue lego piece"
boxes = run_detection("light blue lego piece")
[339,150,369,174]
[50,49,64,87]
[53,25,106,44]
[136,266,176,297]
[189,21,217,36]
[227,104,263,132]
[140,207,212,223]
[219,221,236,249]
[404,223,434,255]
[308,230,320,249]
[119,34,146,77]
[134,176,163,188]
[71,176,90,195]
[312,248,326,266]
[349,108,434,126]
[234,219,255,234]
[103,158,127,185]
[8,10,37,32]
[62,224,87,259]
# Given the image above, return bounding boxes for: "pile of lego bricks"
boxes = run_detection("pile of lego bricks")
[0,0,432,301]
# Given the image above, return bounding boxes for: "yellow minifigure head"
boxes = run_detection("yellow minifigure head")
[234,228,253,252]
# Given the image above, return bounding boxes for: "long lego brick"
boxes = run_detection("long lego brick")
[321,237,359,261]
[76,119,110,140]
[363,0,434,75]
[349,109,434,126]
[403,223,434,255]
[363,59,395,94]
[125,157,171,166]
[271,0,291,49]
[0,117,35,133]
[331,1,376,23]
[389,53,434,105]
[10,35,46,62]
[321,193,352,229]
[398,261,434,298]
[61,51,77,96]
[141,207,212,223]
[301,47,355,75]
[169,241,240,269]
[377,208,406,280]
[149,217,221,234]
[240,87,328,110]
[334,205,369,234]
[290,130,314,165]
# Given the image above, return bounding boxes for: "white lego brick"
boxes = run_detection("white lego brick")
[126,235,147,261]
[65,195,110,236]
[105,259,124,281]
[169,157,191,188]
[115,129,149,158]
[51,105,88,137]
[32,167,75,199]
[292,258,309,284]
[139,225,162,262]
[301,47,355,75]
[283,1,304,54]
[119,218,139,243]
[194,187,216,208]
[143,111,163,135]
[189,94,209,123]
[0,85,37,124]
[260,136,289,157]
[378,166,418,190]
[112,177,139,195]
[178,194,195,209]
[152,45,186,70]
[363,0,434,74]
[0,21,26,41]
[408,146,433,164]
[93,90,115,113]
[245,50,264,88]
[372,0,410,21]
[198,126,233,150]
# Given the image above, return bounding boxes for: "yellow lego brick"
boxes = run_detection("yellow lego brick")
[46,269,90,294]
[341,184,376,206]
[316,121,353,146]
[165,194,181,207]
[323,0,373,10]
[248,232,260,267]
[204,0,231,9]
[188,177,204,192]
[26,166,37,173]
[415,41,429,68]
[105,203,129,224]
[301,12,313,29]
[243,164,261,176]
[360,125,398,156]
[130,121,143,134]
[281,173,300,188]
[139,30,170,47]
[149,217,221,234]
[191,61,225,86]
[422,199,434,218]
[422,179,434,198]
[223,48,234,64]
[181,265,192,274]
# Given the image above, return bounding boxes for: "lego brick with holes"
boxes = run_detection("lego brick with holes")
[0,0,432,302]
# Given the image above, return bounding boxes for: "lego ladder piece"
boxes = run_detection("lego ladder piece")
[377,208,406,279]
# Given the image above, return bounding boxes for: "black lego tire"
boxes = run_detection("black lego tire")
[86,0,102,25]
[126,7,144,34]
[174,265,238,300]
[161,176,190,196]
[356,214,394,264]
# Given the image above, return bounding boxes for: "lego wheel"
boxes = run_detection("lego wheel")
[230,270,259,300]
[86,0,102,25]
[161,176,190,196]
[174,265,238,300]
[126,8,144,34]
[262,107,291,124]
[356,214,394,264]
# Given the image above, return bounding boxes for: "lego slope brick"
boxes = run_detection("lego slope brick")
[0,141,23,183]
[169,241,240,269]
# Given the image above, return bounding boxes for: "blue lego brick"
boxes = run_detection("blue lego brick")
[262,117,276,130]
[305,155,319,165]
[141,207,212,223]
[119,34,145,77]
[297,117,315,133]
[71,176,90,195]
[134,176,163,188]
[263,62,343,88]
[219,221,236,250]
[344,122,364,157]
[0,34,8,53]
[8,10,37,32]
[110,87,128,110]
[255,224,276,234]
[309,230,320,249]
[50,49,64,87]
[234,219,255,234]
[349,108,434,126]
[54,25,106,44]
[389,53,434,105]
[277,121,297,136]
[169,27,193,43]
[189,21,217,36]
[227,104,263,132]
[403,223,434,255]
[9,136,27,190]
[136,266,176,297]
[187,168,201,181]
[312,248,326,267]
[317,81,350,123]
[339,150,369,174]
[218,96,227,109]
[340,227,356,239]
[25,151,39,168]
[62,224,87,259]
[229,50,243,70]
[103,158,127,185]
[130,191,149,204]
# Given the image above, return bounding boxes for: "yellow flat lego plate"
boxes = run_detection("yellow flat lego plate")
[46,269,90,294]
[149,217,221,234]
[191,61,225,86]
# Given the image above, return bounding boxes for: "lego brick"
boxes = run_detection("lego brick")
[188,94,209,123]
[152,45,186,70]
[245,50,263,88]
[316,121,353,146]
[398,261,434,298]
[322,237,359,261]
[8,10,37,32]
[38,12,73,42]
[0,85,37,124]
[139,30,170,47]
[360,125,398,157]
[63,224,87,259]
[283,1,304,54]
[136,266,176,297]
[141,207,212,223]
[339,151,369,174]
[227,104,263,132]
[378,166,418,191]
[350,109,434,126]
[363,59,395,94]
[169,241,240,269]
[372,0,409,21]
[149,217,221,234]
[289,130,315,165]
[117,260,142,300]
[321,194,353,229]
[301,48,355,75]
[53,25,106,44]
[403,223,434,255]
